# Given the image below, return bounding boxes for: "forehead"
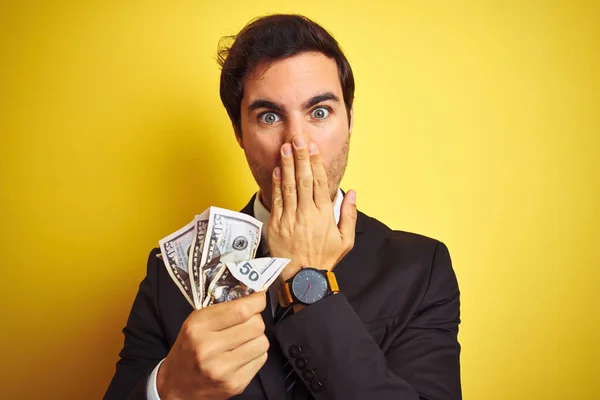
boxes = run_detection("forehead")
[243,52,342,105]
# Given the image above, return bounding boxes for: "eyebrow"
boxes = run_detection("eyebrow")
[302,92,340,110]
[247,92,340,113]
[248,99,286,113]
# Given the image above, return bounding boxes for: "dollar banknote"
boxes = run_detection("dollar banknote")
[203,263,253,307]
[159,206,290,308]
[226,258,290,292]
[203,258,291,306]
[199,207,262,305]
[187,210,210,308]
[158,219,196,307]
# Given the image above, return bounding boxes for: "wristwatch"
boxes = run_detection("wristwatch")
[278,267,339,307]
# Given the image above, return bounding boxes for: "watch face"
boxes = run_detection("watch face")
[291,268,328,305]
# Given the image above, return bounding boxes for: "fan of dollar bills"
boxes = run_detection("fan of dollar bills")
[158,207,291,309]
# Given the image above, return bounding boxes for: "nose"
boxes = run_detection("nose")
[284,114,313,145]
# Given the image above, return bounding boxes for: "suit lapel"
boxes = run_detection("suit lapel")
[239,194,288,399]
[239,194,256,217]
[257,295,288,399]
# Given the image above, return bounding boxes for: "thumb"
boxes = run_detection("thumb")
[338,190,358,247]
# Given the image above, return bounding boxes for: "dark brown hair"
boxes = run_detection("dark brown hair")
[217,14,355,134]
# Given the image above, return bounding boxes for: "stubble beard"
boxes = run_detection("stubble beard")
[245,137,350,209]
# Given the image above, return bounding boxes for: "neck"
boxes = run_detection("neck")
[259,191,271,212]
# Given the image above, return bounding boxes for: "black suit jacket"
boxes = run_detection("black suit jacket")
[105,195,461,399]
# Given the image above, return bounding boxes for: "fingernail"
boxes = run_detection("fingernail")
[274,167,281,178]
[347,190,356,205]
[293,136,305,148]
[308,142,318,155]
[281,143,292,157]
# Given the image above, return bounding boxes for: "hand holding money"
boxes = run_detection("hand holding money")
[156,292,269,400]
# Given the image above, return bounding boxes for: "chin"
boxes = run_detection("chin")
[330,186,340,202]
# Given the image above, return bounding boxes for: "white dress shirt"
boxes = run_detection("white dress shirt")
[147,189,344,399]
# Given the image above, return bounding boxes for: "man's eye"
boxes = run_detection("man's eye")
[259,112,281,124]
[311,107,330,119]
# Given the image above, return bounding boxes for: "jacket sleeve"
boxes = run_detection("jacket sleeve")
[272,241,461,399]
[104,249,168,400]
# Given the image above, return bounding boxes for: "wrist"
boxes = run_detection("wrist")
[278,262,302,283]
[155,361,168,398]
[156,359,182,400]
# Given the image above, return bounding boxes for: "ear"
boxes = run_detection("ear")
[349,107,354,136]
[234,124,244,149]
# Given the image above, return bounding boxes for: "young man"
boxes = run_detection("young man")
[105,14,461,400]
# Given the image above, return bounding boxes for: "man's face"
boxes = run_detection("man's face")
[237,52,353,209]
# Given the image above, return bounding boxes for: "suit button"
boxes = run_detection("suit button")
[310,380,323,392]
[289,345,302,358]
[295,357,308,369]
[302,368,315,381]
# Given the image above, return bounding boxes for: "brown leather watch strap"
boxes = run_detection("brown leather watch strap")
[278,282,294,307]
[326,271,340,293]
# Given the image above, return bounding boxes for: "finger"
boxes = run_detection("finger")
[202,291,266,331]
[222,334,270,372]
[292,135,313,208]
[309,142,331,208]
[217,314,266,353]
[280,143,297,216]
[270,166,283,221]
[233,350,268,382]
[230,351,269,394]
[338,190,358,250]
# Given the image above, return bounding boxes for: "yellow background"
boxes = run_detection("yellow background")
[1,1,598,399]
